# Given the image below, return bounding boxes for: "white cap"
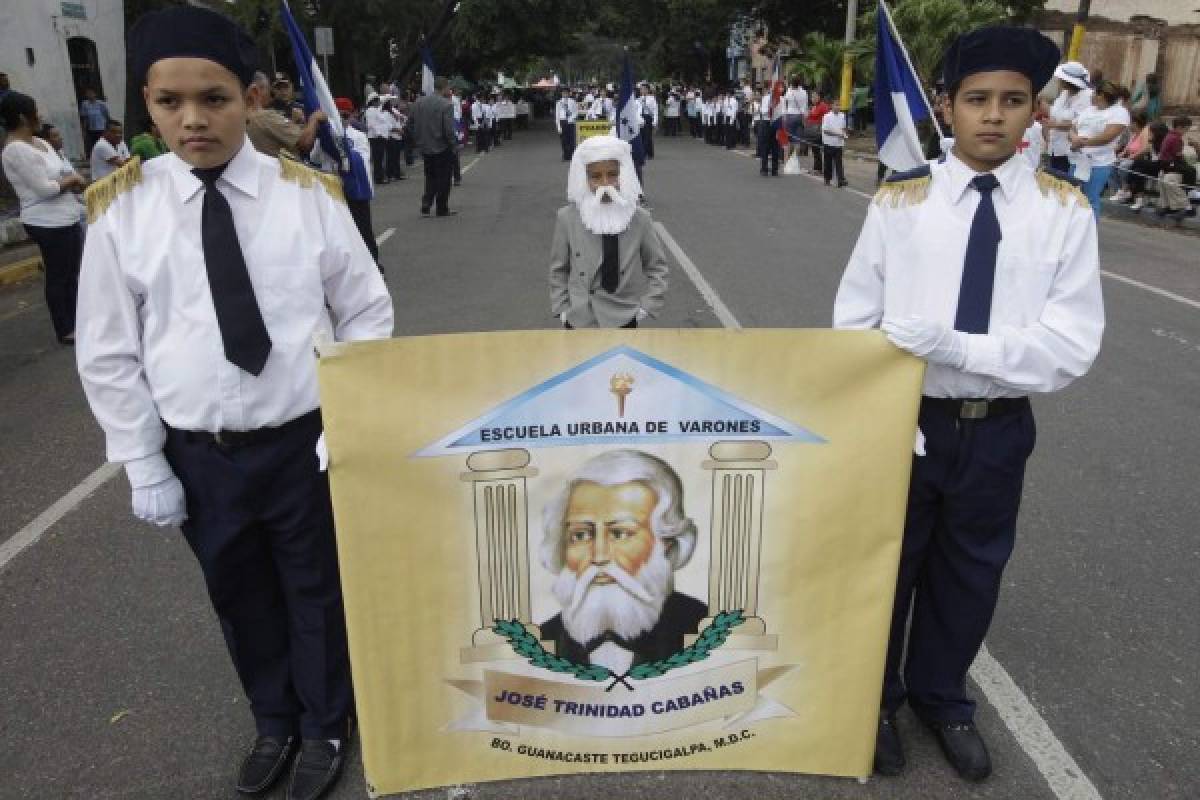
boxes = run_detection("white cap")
[1053,61,1090,89]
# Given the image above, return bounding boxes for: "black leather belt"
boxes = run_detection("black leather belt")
[921,396,1029,420]
[173,409,320,450]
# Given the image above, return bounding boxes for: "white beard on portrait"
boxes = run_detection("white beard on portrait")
[551,539,673,647]
[577,184,637,236]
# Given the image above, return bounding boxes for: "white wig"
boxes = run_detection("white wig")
[540,450,697,573]
[566,135,642,206]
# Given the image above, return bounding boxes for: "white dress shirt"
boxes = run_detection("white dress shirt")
[364,106,394,138]
[556,98,578,130]
[91,138,130,180]
[76,138,394,463]
[724,96,739,118]
[821,111,847,147]
[834,151,1104,398]
[784,86,808,116]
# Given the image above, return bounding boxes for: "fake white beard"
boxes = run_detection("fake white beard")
[578,185,637,235]
[551,541,674,646]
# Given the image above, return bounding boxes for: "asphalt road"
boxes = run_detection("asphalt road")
[0,122,1196,800]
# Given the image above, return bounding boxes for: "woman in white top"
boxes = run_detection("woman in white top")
[782,77,808,161]
[1043,61,1092,174]
[1069,81,1130,221]
[0,92,86,344]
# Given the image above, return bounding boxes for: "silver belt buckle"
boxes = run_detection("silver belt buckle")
[960,400,989,420]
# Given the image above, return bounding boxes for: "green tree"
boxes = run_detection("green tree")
[857,0,1008,85]
[789,32,846,93]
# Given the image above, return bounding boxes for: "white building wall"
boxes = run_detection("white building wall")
[0,0,126,162]
[1042,0,1199,26]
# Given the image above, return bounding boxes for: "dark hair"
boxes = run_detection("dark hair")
[38,122,58,136]
[1173,116,1193,129]
[1093,81,1120,105]
[790,77,801,89]
[1131,110,1149,128]
[1148,120,1169,151]
[382,99,393,112]
[0,90,37,130]
[106,118,123,129]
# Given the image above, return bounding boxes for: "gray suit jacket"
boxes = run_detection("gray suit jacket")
[409,93,457,156]
[549,205,669,328]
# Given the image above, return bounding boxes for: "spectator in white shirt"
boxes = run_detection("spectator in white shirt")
[820,101,848,187]
[783,77,809,162]
[1043,61,1092,174]
[363,94,393,184]
[1,91,86,343]
[90,119,130,180]
[1068,80,1130,220]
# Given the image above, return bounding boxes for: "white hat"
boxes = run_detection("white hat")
[1053,61,1090,89]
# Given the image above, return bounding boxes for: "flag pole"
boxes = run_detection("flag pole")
[878,0,945,141]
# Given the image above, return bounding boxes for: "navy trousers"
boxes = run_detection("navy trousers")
[882,398,1036,723]
[164,411,352,740]
[559,123,575,161]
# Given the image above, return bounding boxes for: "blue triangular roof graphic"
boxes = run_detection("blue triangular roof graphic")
[415,345,825,457]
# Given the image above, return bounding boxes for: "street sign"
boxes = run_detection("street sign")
[314,26,334,56]
[61,1,86,19]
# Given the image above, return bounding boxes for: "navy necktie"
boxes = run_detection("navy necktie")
[953,173,1003,334]
[193,165,273,376]
[601,234,619,293]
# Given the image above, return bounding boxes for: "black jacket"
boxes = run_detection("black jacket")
[539,591,708,669]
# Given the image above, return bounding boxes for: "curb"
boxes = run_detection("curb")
[0,256,43,286]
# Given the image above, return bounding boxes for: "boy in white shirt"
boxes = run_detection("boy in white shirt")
[89,119,130,179]
[820,100,848,187]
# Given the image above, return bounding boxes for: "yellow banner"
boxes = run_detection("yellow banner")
[317,330,923,795]
[576,120,613,141]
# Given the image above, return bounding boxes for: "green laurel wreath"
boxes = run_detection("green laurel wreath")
[492,609,746,689]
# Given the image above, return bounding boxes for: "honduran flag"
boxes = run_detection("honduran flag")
[280,1,372,201]
[420,45,436,97]
[766,54,788,148]
[873,0,930,171]
[616,52,646,165]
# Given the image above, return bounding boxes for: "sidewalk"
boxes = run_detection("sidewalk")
[842,128,1200,233]
[0,215,41,286]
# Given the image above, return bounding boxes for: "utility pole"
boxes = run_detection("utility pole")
[1068,0,1090,61]
[839,0,858,109]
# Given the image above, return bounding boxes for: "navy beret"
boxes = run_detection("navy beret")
[129,5,259,87]
[942,26,1060,94]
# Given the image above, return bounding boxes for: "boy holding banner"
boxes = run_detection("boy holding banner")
[834,27,1104,782]
[73,7,393,799]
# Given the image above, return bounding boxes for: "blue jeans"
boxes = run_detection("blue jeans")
[1072,164,1112,223]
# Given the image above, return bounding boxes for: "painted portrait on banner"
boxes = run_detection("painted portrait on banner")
[316,330,924,795]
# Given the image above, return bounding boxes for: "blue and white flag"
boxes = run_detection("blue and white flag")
[616,52,645,165]
[280,1,372,201]
[873,0,930,171]
[421,45,436,96]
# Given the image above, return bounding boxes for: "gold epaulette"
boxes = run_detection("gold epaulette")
[1035,170,1090,208]
[278,154,345,204]
[83,156,143,223]
[872,173,932,207]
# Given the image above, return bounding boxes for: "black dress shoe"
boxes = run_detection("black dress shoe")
[435,209,459,217]
[929,720,991,781]
[288,739,346,800]
[236,735,296,794]
[420,206,431,216]
[873,714,905,776]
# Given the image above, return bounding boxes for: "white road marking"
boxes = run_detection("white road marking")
[970,646,1104,800]
[375,227,396,246]
[729,146,1199,309]
[1100,270,1200,311]
[656,209,1102,800]
[461,155,483,175]
[653,222,742,329]
[0,462,121,572]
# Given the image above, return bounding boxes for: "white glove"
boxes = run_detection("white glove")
[316,432,329,472]
[635,307,649,321]
[125,453,187,527]
[882,316,968,370]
